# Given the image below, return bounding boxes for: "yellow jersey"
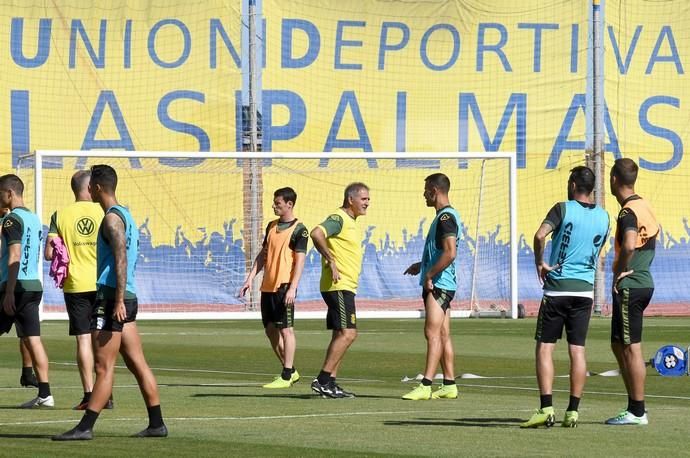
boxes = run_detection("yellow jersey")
[318,208,364,293]
[48,201,103,293]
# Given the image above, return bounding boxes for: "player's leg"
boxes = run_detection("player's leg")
[16,292,53,408]
[432,308,458,399]
[521,296,564,427]
[263,297,298,388]
[67,293,96,409]
[261,293,285,365]
[606,288,652,425]
[119,320,167,437]
[403,289,444,400]
[19,338,38,387]
[312,291,357,398]
[561,296,593,427]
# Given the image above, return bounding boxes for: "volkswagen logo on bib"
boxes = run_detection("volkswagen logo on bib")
[652,345,688,377]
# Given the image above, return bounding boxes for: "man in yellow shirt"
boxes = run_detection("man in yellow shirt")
[310,182,370,399]
[45,170,105,410]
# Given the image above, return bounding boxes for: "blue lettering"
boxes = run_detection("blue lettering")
[477,23,511,72]
[571,24,579,73]
[158,91,210,167]
[70,19,107,69]
[517,23,559,72]
[323,91,374,167]
[210,18,241,69]
[281,19,320,68]
[124,20,132,69]
[459,93,527,168]
[261,90,306,151]
[378,22,409,70]
[11,18,51,68]
[548,94,620,169]
[335,21,365,70]
[639,96,683,171]
[646,26,684,74]
[148,19,191,69]
[420,24,460,71]
[608,25,641,75]
[81,91,139,168]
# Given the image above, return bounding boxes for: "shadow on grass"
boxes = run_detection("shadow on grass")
[0,433,54,439]
[384,417,524,428]
[191,393,402,400]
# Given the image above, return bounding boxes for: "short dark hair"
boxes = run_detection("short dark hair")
[0,174,24,196]
[71,170,91,194]
[274,187,297,206]
[342,182,369,207]
[90,164,118,192]
[425,173,450,194]
[569,166,595,194]
[611,158,638,186]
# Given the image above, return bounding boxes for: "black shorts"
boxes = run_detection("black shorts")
[321,290,356,330]
[65,291,98,335]
[611,287,654,345]
[535,295,593,346]
[261,284,294,329]
[422,287,455,312]
[0,291,43,338]
[91,292,138,333]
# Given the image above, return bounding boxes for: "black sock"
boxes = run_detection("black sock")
[317,371,331,385]
[442,379,455,386]
[22,366,33,377]
[281,367,291,381]
[629,399,645,417]
[567,395,580,412]
[540,394,553,409]
[77,409,99,431]
[38,382,51,398]
[83,391,92,403]
[290,367,296,374]
[627,396,633,412]
[421,378,432,386]
[147,405,164,429]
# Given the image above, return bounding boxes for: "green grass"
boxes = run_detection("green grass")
[1,317,689,456]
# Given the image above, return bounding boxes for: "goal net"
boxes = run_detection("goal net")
[25,151,517,319]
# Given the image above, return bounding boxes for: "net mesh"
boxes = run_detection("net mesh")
[26,153,514,316]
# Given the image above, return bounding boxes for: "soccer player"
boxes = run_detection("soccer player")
[239,187,308,388]
[53,165,166,440]
[0,174,53,408]
[310,182,370,399]
[0,204,39,389]
[401,173,461,401]
[521,166,609,428]
[44,170,106,410]
[605,158,658,426]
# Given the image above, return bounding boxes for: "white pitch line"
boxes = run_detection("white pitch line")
[48,361,385,383]
[0,409,450,427]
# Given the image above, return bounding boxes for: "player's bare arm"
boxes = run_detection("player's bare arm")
[103,212,127,322]
[404,262,421,276]
[533,222,557,283]
[2,243,21,315]
[239,247,267,297]
[310,226,339,283]
[285,252,306,305]
[614,229,637,292]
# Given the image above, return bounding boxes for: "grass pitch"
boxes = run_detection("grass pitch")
[1,317,689,456]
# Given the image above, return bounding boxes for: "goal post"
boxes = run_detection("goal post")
[29,150,518,320]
